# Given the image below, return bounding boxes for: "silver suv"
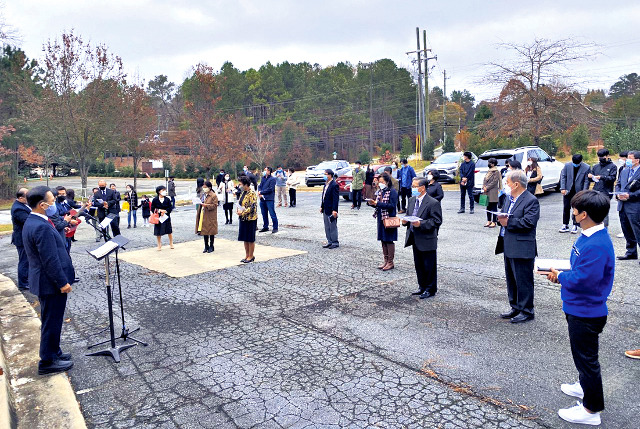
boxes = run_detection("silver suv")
[305,160,350,186]
[423,151,478,183]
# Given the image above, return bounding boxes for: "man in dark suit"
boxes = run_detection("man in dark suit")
[496,169,540,323]
[404,177,443,299]
[320,169,340,249]
[91,180,121,237]
[559,153,590,234]
[22,186,75,375]
[615,150,640,262]
[11,188,31,290]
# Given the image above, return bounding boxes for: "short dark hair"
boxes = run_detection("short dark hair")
[155,185,166,194]
[379,172,391,185]
[55,186,66,193]
[265,166,273,174]
[92,187,99,192]
[67,189,75,200]
[488,157,498,167]
[463,151,472,159]
[277,165,282,168]
[169,176,175,180]
[572,154,583,164]
[414,177,428,188]
[325,169,335,178]
[289,168,295,173]
[27,186,51,208]
[384,166,392,174]
[239,176,251,187]
[630,150,640,159]
[401,158,408,164]
[109,183,116,187]
[430,170,441,180]
[355,161,361,165]
[16,189,27,199]
[597,148,609,157]
[508,159,522,170]
[204,181,213,188]
[571,190,610,224]
[620,151,628,158]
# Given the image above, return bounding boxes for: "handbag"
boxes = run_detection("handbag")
[149,210,160,225]
[383,217,401,228]
[478,194,489,206]
[121,201,130,212]
[535,183,544,195]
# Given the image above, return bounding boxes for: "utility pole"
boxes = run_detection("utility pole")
[415,27,424,161]
[369,63,374,154]
[422,30,436,160]
[443,70,448,145]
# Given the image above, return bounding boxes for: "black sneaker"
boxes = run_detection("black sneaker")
[38,359,73,375]
[259,228,269,232]
[272,229,278,234]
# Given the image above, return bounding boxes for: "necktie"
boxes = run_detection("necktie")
[629,168,635,184]
[103,190,106,197]
[48,219,55,229]
[412,199,420,216]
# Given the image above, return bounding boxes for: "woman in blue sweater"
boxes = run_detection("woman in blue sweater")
[547,190,615,426]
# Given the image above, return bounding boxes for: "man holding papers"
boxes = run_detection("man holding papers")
[615,150,640,262]
[546,190,614,426]
[495,170,540,323]
[403,178,442,299]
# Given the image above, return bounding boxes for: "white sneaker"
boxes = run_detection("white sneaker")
[561,381,584,399]
[559,225,570,233]
[617,232,625,238]
[558,401,601,425]
[571,225,579,234]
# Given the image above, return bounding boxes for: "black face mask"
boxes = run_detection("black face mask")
[599,157,608,164]
[99,186,106,191]
[57,195,66,203]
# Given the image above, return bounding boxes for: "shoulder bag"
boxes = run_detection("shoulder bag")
[383,217,402,228]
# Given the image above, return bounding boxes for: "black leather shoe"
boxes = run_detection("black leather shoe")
[242,257,255,264]
[328,244,340,249]
[74,277,80,283]
[469,209,474,214]
[58,351,72,361]
[38,359,73,375]
[259,228,269,232]
[207,245,214,253]
[419,291,436,299]
[18,286,29,291]
[271,229,278,234]
[322,243,332,248]
[203,248,209,253]
[510,313,534,324]
[500,309,520,319]
[411,291,424,296]
[457,209,465,214]
[617,254,638,260]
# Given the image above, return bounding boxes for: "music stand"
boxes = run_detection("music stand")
[85,234,136,362]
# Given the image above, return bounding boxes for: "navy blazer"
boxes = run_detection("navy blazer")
[616,166,640,212]
[10,200,31,247]
[560,162,590,192]
[321,180,340,215]
[93,188,120,217]
[258,175,276,201]
[495,190,540,259]
[404,194,443,251]
[22,214,75,296]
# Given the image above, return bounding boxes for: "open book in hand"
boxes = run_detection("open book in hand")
[535,258,571,274]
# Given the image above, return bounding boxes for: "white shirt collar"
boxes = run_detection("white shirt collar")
[581,223,605,237]
[31,212,48,221]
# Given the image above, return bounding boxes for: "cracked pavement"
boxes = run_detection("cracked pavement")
[1,189,638,428]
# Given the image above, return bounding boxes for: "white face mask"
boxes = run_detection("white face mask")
[225,175,230,181]
[426,174,433,182]
[504,184,512,196]
[378,182,386,190]
[202,187,209,193]
[160,190,167,196]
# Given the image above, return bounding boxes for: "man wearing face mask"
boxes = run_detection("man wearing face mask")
[495,170,540,323]
[11,188,31,290]
[258,167,278,233]
[216,169,226,187]
[90,180,121,237]
[559,154,590,234]
[588,148,618,228]
[244,166,258,190]
[615,150,640,261]
[22,186,75,375]
[274,166,288,207]
[404,178,443,298]
[54,186,79,254]
[320,169,340,248]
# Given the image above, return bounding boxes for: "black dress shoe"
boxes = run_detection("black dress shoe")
[617,254,638,260]
[57,351,72,361]
[411,291,424,296]
[38,359,73,375]
[259,228,269,233]
[74,277,80,283]
[328,244,339,249]
[18,286,29,291]
[272,229,278,234]
[207,245,214,253]
[242,257,255,263]
[469,209,474,214]
[322,243,332,248]
[419,291,435,299]
[203,248,209,253]
[510,313,534,324]
[457,209,465,214]
[500,309,520,319]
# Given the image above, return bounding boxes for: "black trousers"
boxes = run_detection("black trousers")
[289,188,297,207]
[566,314,607,412]
[100,214,121,237]
[203,235,215,247]
[460,185,474,210]
[486,202,498,222]
[562,191,577,226]
[399,187,412,211]
[619,207,640,257]
[413,247,437,294]
[351,188,362,208]
[39,293,68,362]
[504,256,535,315]
[16,245,29,289]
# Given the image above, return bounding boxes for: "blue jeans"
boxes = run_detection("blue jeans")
[128,209,137,227]
[259,199,278,230]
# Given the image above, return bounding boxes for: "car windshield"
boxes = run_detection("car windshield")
[476,155,513,168]
[432,153,460,164]
[316,161,338,170]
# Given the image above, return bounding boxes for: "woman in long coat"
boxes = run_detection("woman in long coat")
[151,185,174,250]
[367,172,398,271]
[197,180,219,253]
[482,158,501,228]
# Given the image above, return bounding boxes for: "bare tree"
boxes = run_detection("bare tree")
[247,124,277,169]
[486,38,598,144]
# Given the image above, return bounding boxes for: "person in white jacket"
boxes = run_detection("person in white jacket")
[286,168,301,207]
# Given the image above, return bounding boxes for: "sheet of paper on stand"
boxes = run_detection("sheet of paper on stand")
[87,241,119,259]
[159,214,168,223]
[399,215,423,222]
[99,216,114,229]
[535,258,571,273]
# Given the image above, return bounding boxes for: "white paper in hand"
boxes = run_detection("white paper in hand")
[159,214,169,223]
[535,258,571,273]
[192,196,202,205]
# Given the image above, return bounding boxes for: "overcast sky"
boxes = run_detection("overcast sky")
[4,0,640,103]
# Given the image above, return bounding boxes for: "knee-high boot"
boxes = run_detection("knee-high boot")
[378,242,388,269]
[383,243,395,271]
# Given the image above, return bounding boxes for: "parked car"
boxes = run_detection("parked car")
[423,151,477,183]
[472,146,563,200]
[336,164,393,200]
[305,160,350,186]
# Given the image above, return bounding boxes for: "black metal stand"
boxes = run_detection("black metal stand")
[113,250,148,347]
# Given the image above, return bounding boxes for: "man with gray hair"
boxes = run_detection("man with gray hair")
[495,169,540,323]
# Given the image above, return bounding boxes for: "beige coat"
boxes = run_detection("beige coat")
[483,167,501,203]
[196,191,219,235]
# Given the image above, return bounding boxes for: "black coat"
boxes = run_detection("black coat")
[426,182,444,202]
[10,200,31,247]
[495,190,540,259]
[321,180,340,215]
[375,187,398,242]
[404,194,443,251]
[590,160,618,198]
[93,188,120,218]
[124,190,139,209]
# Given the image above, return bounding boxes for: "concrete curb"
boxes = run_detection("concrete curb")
[0,274,86,429]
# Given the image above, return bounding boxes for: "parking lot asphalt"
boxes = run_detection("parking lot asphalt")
[0,189,638,428]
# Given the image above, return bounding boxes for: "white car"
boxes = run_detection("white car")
[423,151,478,183]
[305,160,350,186]
[473,146,564,197]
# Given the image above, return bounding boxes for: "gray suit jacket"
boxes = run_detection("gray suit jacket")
[615,166,640,212]
[495,190,540,259]
[560,162,590,192]
[404,194,442,252]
